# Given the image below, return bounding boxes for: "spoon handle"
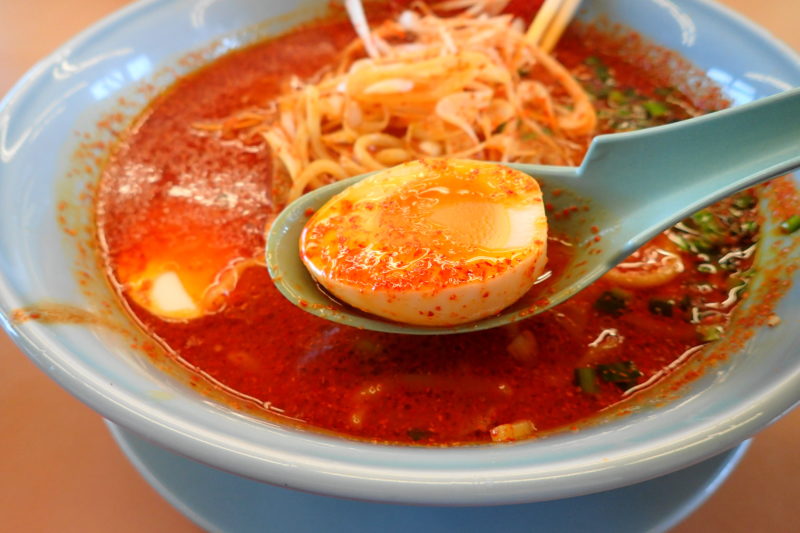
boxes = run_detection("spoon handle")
[578,87,800,241]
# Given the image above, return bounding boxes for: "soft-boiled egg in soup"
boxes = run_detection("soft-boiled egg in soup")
[300,159,548,325]
[114,221,259,321]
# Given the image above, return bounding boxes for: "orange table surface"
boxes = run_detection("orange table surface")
[1,1,798,531]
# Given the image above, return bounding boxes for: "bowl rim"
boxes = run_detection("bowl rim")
[1,0,799,506]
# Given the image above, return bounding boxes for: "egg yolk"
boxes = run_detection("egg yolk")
[300,158,548,325]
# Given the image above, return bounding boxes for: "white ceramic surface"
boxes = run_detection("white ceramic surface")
[0,0,798,506]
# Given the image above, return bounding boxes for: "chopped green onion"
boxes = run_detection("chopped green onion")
[642,100,669,118]
[740,220,759,234]
[594,289,630,316]
[732,194,757,209]
[697,324,724,342]
[671,235,692,252]
[697,263,716,274]
[780,214,800,234]
[521,131,538,140]
[727,276,748,290]
[608,89,628,105]
[653,297,677,313]
[741,268,757,279]
[648,299,674,317]
[678,235,717,254]
[693,236,719,253]
[654,86,676,96]
[575,367,599,394]
[493,121,507,134]
[691,210,723,235]
[597,361,642,389]
[407,428,432,441]
[585,56,610,81]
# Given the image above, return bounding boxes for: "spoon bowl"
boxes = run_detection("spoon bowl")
[267,88,800,334]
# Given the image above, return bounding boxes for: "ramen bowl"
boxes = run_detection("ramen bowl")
[0,0,798,506]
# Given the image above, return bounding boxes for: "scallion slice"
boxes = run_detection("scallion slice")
[697,324,724,342]
[642,100,669,118]
[594,289,630,316]
[648,299,674,316]
[596,361,642,390]
[732,194,757,209]
[780,214,800,234]
[575,367,599,394]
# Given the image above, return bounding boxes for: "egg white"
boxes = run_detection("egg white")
[300,159,548,326]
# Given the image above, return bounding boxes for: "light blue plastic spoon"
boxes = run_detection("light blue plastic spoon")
[267,88,800,335]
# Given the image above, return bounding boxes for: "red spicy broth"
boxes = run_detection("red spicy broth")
[96,4,754,445]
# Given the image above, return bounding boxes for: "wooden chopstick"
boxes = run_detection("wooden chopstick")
[526,0,582,52]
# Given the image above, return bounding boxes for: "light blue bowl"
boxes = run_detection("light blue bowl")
[0,0,798,505]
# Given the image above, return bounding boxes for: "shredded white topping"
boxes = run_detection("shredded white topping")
[193,2,596,204]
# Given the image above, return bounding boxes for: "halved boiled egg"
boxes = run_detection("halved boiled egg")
[114,224,260,321]
[299,158,548,326]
